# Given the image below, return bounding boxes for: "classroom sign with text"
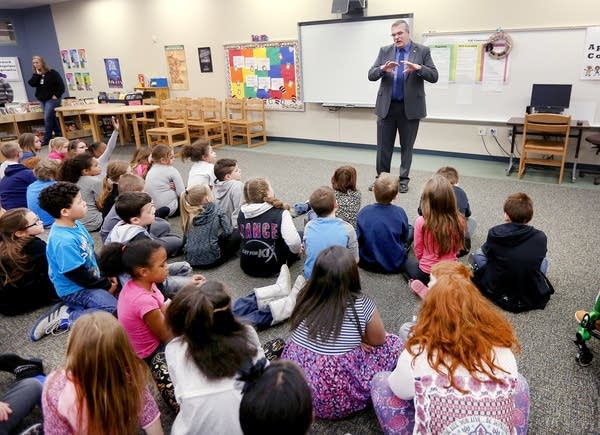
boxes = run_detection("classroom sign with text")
[582,26,600,80]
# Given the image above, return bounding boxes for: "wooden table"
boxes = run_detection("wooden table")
[85,104,160,148]
[506,117,591,182]
[56,104,123,141]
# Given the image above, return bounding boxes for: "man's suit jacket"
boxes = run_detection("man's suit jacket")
[368,41,438,120]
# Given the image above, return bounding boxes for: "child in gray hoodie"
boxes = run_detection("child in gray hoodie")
[212,158,243,226]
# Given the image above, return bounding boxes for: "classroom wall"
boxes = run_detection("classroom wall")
[50,0,600,163]
[0,5,65,101]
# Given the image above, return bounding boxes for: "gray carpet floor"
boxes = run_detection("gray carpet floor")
[1,143,599,434]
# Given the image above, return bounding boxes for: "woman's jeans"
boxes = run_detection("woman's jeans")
[41,98,62,145]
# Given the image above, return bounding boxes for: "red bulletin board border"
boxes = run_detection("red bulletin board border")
[224,40,304,112]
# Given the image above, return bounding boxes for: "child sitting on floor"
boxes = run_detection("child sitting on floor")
[47,137,69,161]
[97,159,130,218]
[181,139,217,188]
[145,145,185,217]
[213,158,243,226]
[130,147,152,179]
[0,142,36,210]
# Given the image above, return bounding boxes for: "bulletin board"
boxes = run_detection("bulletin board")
[224,40,304,111]
[421,26,600,124]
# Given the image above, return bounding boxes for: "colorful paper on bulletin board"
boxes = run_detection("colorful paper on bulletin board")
[74,72,84,91]
[60,50,71,69]
[224,40,303,111]
[77,49,87,69]
[164,45,189,90]
[65,72,76,91]
[104,58,123,88]
[82,72,92,91]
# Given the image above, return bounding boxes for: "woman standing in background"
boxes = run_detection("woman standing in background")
[28,56,65,145]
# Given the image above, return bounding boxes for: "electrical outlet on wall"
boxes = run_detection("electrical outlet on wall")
[477,127,487,136]
[490,128,497,136]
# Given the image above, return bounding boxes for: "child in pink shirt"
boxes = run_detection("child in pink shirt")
[47,137,68,161]
[404,175,465,298]
[100,238,204,412]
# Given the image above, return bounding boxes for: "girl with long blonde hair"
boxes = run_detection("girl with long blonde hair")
[180,184,238,268]
[372,261,529,434]
[405,175,465,297]
[97,159,130,216]
[42,312,163,435]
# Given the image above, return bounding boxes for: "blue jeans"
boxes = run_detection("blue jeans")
[232,293,273,329]
[471,248,549,274]
[41,98,62,145]
[62,288,117,322]
[0,378,42,435]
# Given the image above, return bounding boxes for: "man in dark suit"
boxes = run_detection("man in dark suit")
[368,20,438,193]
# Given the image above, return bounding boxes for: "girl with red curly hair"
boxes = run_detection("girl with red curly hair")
[371,261,530,434]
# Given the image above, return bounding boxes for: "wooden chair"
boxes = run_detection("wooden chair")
[128,97,159,144]
[186,99,225,147]
[517,113,571,184]
[145,101,190,149]
[226,98,266,147]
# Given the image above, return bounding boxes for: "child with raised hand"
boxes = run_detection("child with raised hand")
[405,175,465,298]
[26,158,59,228]
[57,153,103,231]
[31,182,117,342]
[87,116,119,177]
[130,146,152,179]
[145,145,185,217]
[372,261,529,435]
[97,159,130,217]
[0,208,58,316]
[42,312,163,435]
[101,239,201,412]
[238,177,301,277]
[213,158,243,225]
[180,184,238,268]
[238,360,313,435]
[47,137,69,161]
[164,280,266,434]
[282,245,401,420]
[181,139,217,188]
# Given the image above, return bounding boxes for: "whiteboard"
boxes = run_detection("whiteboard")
[299,14,413,106]
[422,28,600,123]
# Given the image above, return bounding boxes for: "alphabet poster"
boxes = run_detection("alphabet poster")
[581,26,600,80]
[224,40,304,111]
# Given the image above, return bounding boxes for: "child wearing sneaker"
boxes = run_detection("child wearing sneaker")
[303,186,359,280]
[101,239,204,412]
[31,182,118,341]
[0,208,58,315]
[238,177,301,278]
[181,139,217,188]
[356,173,410,274]
[405,175,465,299]
[213,158,243,226]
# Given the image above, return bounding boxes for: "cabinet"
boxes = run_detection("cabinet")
[0,114,18,143]
[134,87,170,101]
[13,112,45,137]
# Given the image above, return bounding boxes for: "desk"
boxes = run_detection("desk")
[85,105,160,149]
[56,104,123,141]
[506,117,591,182]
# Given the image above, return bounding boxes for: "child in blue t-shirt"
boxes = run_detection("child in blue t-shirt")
[29,182,118,341]
[357,173,410,273]
[303,186,358,280]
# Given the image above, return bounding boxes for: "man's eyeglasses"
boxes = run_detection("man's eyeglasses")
[391,32,404,38]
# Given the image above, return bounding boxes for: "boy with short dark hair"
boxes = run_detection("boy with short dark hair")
[302,186,358,279]
[213,158,243,226]
[31,182,118,341]
[471,192,553,312]
[356,173,410,273]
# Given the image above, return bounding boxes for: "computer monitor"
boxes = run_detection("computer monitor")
[530,84,572,114]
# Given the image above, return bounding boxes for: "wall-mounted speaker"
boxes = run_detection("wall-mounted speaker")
[332,0,367,17]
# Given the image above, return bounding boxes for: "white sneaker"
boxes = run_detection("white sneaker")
[29,303,70,342]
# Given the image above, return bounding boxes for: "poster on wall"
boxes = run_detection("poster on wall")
[198,47,213,73]
[0,57,27,102]
[61,49,71,69]
[104,58,123,88]
[65,72,76,91]
[82,72,92,91]
[224,40,304,111]
[164,45,189,90]
[77,49,87,69]
[69,49,80,69]
[581,26,600,80]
